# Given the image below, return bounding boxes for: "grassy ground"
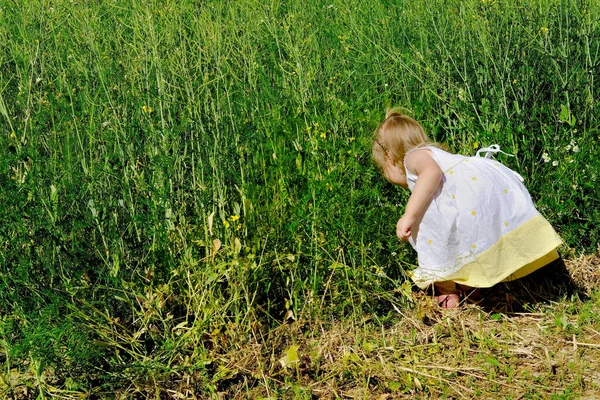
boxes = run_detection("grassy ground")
[0,0,599,398]
[3,253,600,398]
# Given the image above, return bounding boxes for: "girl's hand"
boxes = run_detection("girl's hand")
[396,214,415,242]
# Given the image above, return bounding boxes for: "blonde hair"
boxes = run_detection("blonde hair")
[372,107,441,170]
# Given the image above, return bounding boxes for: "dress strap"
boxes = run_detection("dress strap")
[475,144,524,182]
[404,145,432,159]
[476,144,515,159]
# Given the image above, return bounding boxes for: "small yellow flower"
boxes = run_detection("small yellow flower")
[142,105,153,113]
[229,215,240,222]
[472,176,477,181]
[451,194,456,199]
[504,189,508,194]
[471,210,477,216]
[349,137,355,142]
[540,27,549,34]
[449,170,454,175]
[473,142,479,149]
[9,131,16,139]
[471,244,477,249]
[504,222,509,227]
[224,220,230,229]
[320,132,326,139]
[427,239,432,245]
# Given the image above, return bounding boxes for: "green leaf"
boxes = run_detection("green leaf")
[362,341,377,353]
[560,104,569,122]
[279,345,300,369]
[559,104,576,126]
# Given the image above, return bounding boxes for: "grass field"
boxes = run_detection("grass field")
[0,0,599,398]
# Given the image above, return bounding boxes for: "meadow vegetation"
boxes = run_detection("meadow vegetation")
[0,0,599,397]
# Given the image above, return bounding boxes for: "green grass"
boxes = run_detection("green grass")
[0,0,599,397]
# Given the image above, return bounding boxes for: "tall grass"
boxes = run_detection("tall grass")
[0,0,599,396]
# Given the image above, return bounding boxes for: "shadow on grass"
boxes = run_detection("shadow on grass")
[469,256,593,313]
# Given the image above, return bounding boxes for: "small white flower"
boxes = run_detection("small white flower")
[384,83,389,87]
[565,144,571,151]
[35,77,42,84]
[101,121,109,128]
[569,159,575,163]
[327,4,334,8]
[552,160,559,166]
[572,184,577,190]
[391,252,397,256]
[542,153,551,163]
[375,268,387,277]
[572,145,579,152]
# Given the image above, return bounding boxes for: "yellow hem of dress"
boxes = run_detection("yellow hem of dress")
[501,248,559,282]
[412,214,562,288]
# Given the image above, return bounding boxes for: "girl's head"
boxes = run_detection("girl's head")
[372,108,430,171]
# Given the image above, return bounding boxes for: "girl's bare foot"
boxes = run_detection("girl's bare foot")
[435,293,460,309]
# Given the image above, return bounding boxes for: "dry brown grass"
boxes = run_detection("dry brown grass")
[208,250,600,399]
[565,246,600,296]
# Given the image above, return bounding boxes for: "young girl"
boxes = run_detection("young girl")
[373,109,563,308]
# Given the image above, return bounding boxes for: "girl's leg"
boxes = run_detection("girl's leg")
[434,281,457,295]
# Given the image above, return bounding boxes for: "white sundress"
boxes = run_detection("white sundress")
[404,146,562,289]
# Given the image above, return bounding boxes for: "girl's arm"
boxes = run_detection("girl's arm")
[397,150,443,241]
